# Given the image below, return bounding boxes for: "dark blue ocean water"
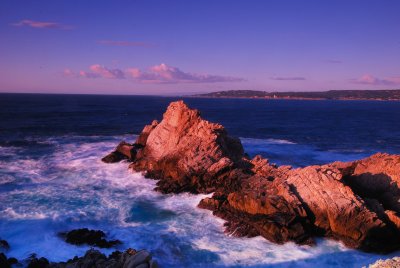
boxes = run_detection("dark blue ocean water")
[0,93,399,267]
[2,94,400,166]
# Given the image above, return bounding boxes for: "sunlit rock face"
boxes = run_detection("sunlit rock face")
[130,100,245,193]
[106,100,400,253]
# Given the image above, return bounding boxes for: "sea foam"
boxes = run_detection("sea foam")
[0,135,396,267]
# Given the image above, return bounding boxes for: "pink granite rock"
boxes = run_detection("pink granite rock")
[105,100,400,252]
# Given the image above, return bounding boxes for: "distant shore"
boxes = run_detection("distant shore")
[191,89,400,101]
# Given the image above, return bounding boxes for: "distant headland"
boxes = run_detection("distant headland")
[192,89,400,101]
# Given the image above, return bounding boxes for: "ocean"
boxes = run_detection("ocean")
[1,93,400,267]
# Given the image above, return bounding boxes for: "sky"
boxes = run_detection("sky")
[0,0,400,95]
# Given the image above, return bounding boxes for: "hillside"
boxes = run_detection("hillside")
[193,89,400,100]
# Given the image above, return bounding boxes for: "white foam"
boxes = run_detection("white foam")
[0,135,395,267]
[1,207,49,220]
[240,137,297,145]
[0,146,20,156]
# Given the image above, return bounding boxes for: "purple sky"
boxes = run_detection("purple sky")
[1,0,400,95]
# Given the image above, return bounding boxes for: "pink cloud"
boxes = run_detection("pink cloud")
[11,19,72,29]
[63,69,74,77]
[88,64,125,79]
[125,68,142,78]
[353,74,400,86]
[78,70,101,79]
[97,40,153,48]
[132,63,244,83]
[67,63,244,84]
[63,65,125,79]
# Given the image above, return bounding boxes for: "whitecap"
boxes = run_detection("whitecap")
[240,137,297,145]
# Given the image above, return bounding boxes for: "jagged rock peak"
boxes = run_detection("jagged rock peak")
[130,100,245,193]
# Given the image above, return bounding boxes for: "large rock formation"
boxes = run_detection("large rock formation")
[104,100,400,253]
[130,100,245,193]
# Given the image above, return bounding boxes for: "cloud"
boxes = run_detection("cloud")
[78,70,101,79]
[97,40,153,48]
[11,19,72,29]
[67,63,244,84]
[63,69,74,77]
[133,63,244,83]
[88,64,125,79]
[270,76,306,81]
[352,74,400,86]
[64,65,125,79]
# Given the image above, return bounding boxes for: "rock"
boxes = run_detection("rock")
[205,157,400,252]
[59,228,122,248]
[0,248,157,268]
[0,253,10,268]
[340,153,400,213]
[365,257,400,268]
[47,248,156,268]
[149,260,159,268]
[102,141,137,163]
[130,100,245,193]
[204,163,313,245]
[107,100,400,253]
[0,239,10,250]
[52,249,108,268]
[385,210,400,229]
[135,120,158,147]
[135,263,149,268]
[102,151,127,163]
[123,250,151,268]
[284,164,399,251]
[27,256,50,268]
[0,252,18,268]
[7,257,18,265]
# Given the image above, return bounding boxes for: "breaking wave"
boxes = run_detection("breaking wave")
[0,135,396,267]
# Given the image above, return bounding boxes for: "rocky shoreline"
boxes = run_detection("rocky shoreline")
[104,100,400,254]
[1,248,157,268]
[0,230,158,268]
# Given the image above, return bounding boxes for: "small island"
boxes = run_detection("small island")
[193,89,400,101]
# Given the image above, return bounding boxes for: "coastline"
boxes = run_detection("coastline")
[190,89,400,102]
[188,95,400,102]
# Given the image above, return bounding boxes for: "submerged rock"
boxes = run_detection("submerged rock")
[105,100,400,253]
[59,228,122,248]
